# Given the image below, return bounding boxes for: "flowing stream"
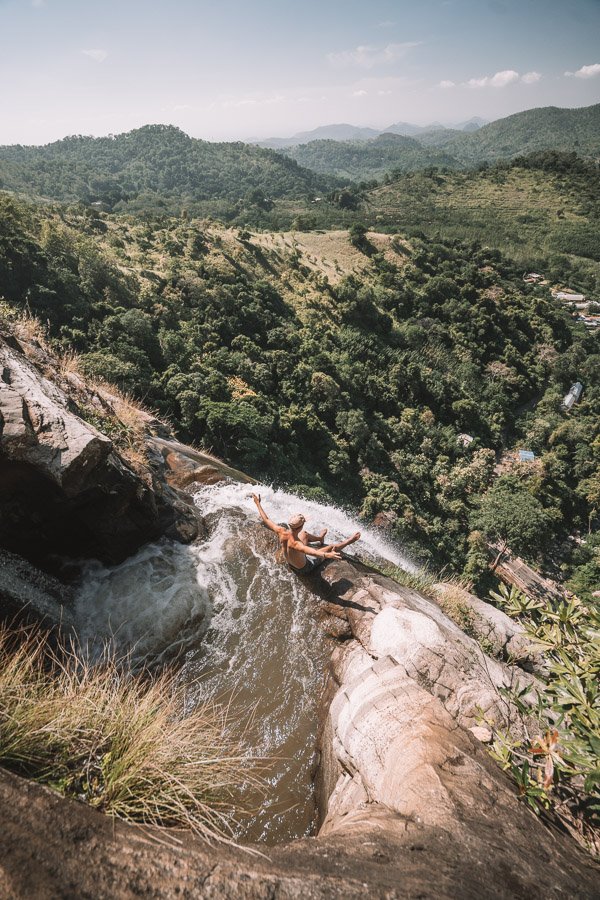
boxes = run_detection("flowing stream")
[73,481,412,843]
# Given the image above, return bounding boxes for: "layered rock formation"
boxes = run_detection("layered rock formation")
[311,560,598,896]
[0,324,201,581]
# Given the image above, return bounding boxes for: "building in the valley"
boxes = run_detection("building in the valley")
[518,450,536,462]
[553,290,586,303]
[563,382,583,410]
[578,315,600,329]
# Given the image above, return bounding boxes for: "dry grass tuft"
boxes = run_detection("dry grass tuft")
[0,624,262,842]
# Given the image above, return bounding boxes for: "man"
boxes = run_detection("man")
[251,493,360,575]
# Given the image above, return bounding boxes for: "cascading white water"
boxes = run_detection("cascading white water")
[73,480,413,843]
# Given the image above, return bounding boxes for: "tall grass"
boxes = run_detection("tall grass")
[0,624,261,841]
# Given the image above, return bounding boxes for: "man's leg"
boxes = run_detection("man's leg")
[323,532,360,553]
[299,528,327,545]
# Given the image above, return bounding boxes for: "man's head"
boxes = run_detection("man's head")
[288,513,305,531]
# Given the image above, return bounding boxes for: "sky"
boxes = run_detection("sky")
[1,0,600,145]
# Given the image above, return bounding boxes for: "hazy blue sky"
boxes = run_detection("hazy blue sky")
[2,0,599,144]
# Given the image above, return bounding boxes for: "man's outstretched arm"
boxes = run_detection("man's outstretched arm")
[251,494,284,535]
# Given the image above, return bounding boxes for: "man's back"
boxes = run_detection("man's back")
[279,530,308,570]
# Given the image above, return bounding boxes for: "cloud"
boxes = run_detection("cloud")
[327,42,421,69]
[81,49,108,63]
[468,69,519,88]
[352,89,368,97]
[565,63,600,79]
[31,0,46,7]
[377,89,392,95]
[439,80,455,89]
[466,69,540,88]
[375,20,396,28]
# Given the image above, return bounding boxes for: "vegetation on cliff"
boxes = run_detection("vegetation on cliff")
[0,623,258,839]
[486,581,600,848]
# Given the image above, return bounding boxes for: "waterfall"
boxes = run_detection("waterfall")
[73,480,412,843]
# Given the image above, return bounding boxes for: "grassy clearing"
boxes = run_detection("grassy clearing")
[0,624,261,841]
[367,166,600,280]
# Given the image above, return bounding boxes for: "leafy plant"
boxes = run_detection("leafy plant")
[485,580,600,848]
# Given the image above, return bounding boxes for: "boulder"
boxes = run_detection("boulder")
[310,560,598,896]
[0,338,112,494]
[434,581,544,669]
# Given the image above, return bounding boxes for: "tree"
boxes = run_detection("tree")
[348,223,371,253]
[471,475,551,567]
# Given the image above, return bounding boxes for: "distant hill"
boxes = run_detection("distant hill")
[382,121,430,137]
[259,118,489,148]
[257,123,381,149]
[283,104,600,181]
[0,124,340,215]
[458,116,487,132]
[383,119,487,135]
[283,133,460,181]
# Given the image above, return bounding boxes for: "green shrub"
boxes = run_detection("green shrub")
[486,582,600,845]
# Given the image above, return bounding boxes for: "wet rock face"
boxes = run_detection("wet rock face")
[0,333,201,574]
[0,548,75,632]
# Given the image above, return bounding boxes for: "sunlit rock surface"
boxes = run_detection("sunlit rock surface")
[312,560,598,897]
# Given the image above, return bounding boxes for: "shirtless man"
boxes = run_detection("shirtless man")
[251,494,360,575]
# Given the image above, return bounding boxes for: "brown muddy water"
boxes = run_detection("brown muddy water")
[73,481,411,843]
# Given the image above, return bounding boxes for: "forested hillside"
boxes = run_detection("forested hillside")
[366,152,600,283]
[281,104,600,183]
[1,194,598,594]
[420,103,600,164]
[0,124,339,216]
[283,133,459,181]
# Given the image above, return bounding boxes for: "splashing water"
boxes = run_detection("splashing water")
[73,479,412,843]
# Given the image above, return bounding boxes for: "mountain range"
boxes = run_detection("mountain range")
[0,104,598,214]
[256,117,488,149]
[281,104,600,181]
